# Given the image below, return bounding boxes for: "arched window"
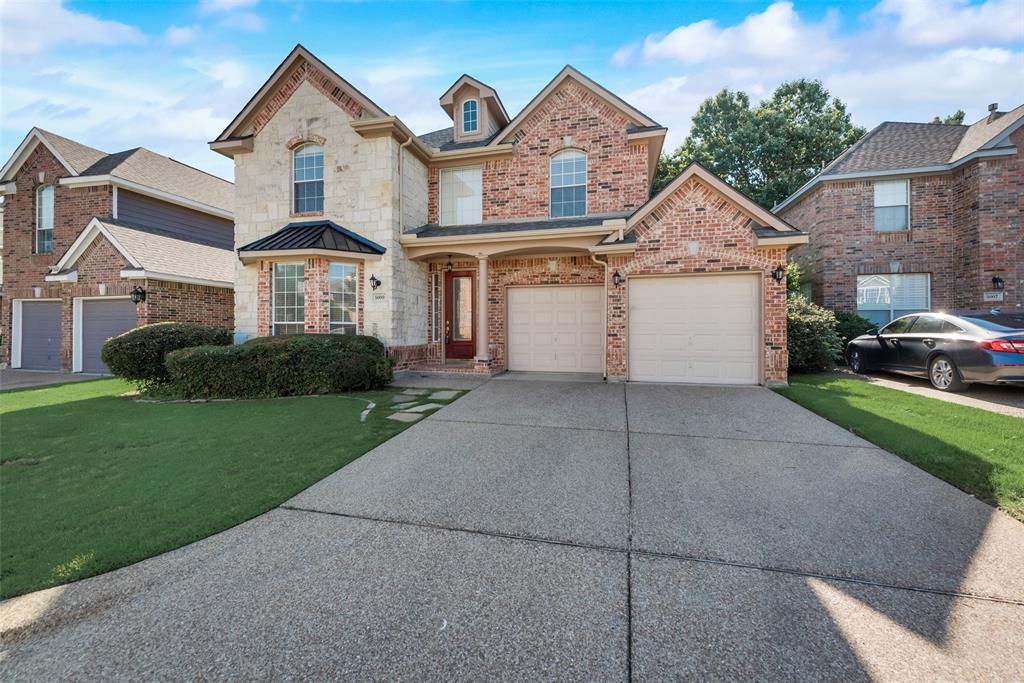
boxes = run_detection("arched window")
[549,149,586,218]
[35,184,54,253]
[293,144,324,214]
[462,99,478,134]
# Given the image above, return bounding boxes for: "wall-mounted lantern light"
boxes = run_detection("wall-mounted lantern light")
[611,270,623,287]
[130,286,147,304]
[446,255,454,272]
[992,276,1005,290]
[771,265,786,282]
[369,274,382,290]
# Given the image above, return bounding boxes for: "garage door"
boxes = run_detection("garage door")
[19,301,62,370]
[507,286,603,373]
[81,299,136,373]
[629,274,759,384]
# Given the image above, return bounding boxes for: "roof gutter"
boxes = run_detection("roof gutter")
[774,145,1018,213]
[120,269,234,290]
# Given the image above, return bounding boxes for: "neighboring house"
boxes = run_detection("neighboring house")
[776,104,1024,326]
[0,129,236,372]
[210,45,806,386]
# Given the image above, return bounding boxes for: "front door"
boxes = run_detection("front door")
[445,270,475,359]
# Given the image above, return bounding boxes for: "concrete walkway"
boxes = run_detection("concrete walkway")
[3,380,1023,680]
[0,369,106,391]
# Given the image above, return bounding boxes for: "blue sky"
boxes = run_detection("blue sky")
[2,0,1021,180]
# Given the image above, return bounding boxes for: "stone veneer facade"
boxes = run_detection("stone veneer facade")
[1,144,233,370]
[780,126,1023,314]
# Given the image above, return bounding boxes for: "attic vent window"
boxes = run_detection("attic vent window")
[463,100,478,134]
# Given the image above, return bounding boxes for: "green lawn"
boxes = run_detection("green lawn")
[1,379,456,599]
[777,374,1024,522]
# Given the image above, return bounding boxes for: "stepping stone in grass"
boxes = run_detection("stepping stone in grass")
[429,390,459,400]
[401,389,429,396]
[407,402,444,413]
[388,412,423,423]
[392,402,418,410]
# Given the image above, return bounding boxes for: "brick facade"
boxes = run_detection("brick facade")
[1,143,235,371]
[427,79,650,224]
[781,127,1023,316]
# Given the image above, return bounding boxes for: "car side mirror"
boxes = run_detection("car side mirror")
[867,328,879,336]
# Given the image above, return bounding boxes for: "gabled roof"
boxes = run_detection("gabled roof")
[490,65,660,146]
[49,218,235,288]
[0,127,233,215]
[776,103,1024,212]
[211,44,388,145]
[238,220,386,255]
[439,74,510,127]
[620,162,802,241]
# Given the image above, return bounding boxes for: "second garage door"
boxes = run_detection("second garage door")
[507,286,603,373]
[81,299,137,373]
[629,274,760,385]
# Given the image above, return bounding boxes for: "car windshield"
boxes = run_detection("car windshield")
[958,314,1024,332]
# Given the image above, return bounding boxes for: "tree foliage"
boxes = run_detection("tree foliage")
[653,80,866,208]
[931,110,966,125]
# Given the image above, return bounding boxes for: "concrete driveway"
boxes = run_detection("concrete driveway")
[3,380,1023,680]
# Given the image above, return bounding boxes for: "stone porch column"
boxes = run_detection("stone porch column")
[476,255,489,361]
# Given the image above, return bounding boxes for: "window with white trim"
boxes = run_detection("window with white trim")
[549,149,586,218]
[35,184,54,254]
[874,179,908,232]
[439,166,482,226]
[272,263,305,335]
[329,262,358,335]
[462,99,478,133]
[430,272,441,342]
[293,144,324,214]
[856,273,929,325]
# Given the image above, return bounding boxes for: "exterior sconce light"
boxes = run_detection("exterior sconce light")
[130,286,146,304]
[611,270,624,287]
[446,255,453,272]
[369,274,382,290]
[992,276,1005,290]
[771,265,786,282]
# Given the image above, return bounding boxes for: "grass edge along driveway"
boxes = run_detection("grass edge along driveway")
[1,379,461,599]
[777,374,1024,522]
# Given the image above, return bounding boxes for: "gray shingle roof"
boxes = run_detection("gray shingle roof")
[950,103,1024,162]
[238,220,386,254]
[824,122,968,175]
[36,129,108,174]
[411,212,630,238]
[98,219,235,284]
[416,127,496,151]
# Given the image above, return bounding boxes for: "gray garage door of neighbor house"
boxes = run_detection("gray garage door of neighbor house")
[19,301,62,370]
[81,299,137,373]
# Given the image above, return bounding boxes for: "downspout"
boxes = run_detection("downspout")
[590,251,609,381]
[398,135,414,232]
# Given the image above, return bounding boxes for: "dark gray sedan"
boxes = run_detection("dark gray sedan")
[845,310,1024,391]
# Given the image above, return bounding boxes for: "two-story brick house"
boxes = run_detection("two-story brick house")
[0,129,236,372]
[210,45,806,386]
[776,104,1024,326]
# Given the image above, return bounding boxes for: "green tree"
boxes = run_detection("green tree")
[654,80,866,209]
[931,110,966,125]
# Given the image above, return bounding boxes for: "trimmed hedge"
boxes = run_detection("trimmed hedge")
[101,322,231,386]
[787,295,842,373]
[835,311,876,346]
[164,334,393,399]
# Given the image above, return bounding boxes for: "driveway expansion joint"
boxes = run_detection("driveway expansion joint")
[627,428,881,450]
[429,417,625,434]
[277,504,1024,608]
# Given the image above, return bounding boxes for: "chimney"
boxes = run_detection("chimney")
[988,102,1000,123]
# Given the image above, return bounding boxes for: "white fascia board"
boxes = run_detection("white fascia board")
[50,218,142,273]
[120,270,234,290]
[0,181,16,195]
[0,128,80,182]
[399,224,613,247]
[237,248,383,262]
[59,175,234,219]
[774,146,1018,212]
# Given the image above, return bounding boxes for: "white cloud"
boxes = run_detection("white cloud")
[182,58,253,89]
[610,43,638,68]
[232,12,266,32]
[0,0,145,57]
[874,0,1023,46]
[639,2,841,66]
[198,0,258,14]
[165,25,200,46]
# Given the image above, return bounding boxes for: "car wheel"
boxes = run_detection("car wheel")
[848,348,868,374]
[929,355,967,392]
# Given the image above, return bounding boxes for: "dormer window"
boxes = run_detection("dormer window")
[462,100,478,134]
[293,143,324,214]
[35,184,54,254]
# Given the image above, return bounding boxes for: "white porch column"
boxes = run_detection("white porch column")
[476,255,489,360]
